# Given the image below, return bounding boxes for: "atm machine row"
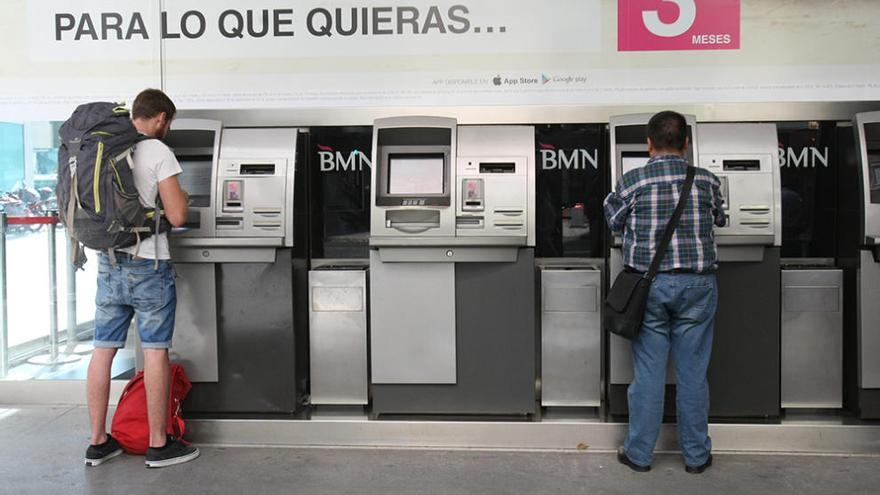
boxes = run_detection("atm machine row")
[156,112,880,420]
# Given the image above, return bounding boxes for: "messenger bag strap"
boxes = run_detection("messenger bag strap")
[645,166,696,281]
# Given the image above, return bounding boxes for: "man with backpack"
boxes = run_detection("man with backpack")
[75,89,199,468]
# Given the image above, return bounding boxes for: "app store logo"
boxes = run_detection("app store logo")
[618,0,740,51]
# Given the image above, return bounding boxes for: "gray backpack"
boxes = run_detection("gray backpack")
[57,102,168,269]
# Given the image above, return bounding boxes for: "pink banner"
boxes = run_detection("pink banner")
[618,0,740,52]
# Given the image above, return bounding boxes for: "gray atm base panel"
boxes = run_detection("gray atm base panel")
[371,249,537,417]
[610,248,781,419]
[185,249,299,415]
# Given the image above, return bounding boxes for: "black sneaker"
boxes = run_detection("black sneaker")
[85,434,124,466]
[617,446,651,472]
[145,436,200,468]
[685,454,713,474]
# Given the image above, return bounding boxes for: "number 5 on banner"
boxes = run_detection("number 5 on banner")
[642,0,696,37]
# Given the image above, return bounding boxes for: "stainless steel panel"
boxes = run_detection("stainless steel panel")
[698,123,782,247]
[370,236,526,247]
[170,237,283,247]
[717,245,768,262]
[170,247,277,263]
[309,269,368,405]
[781,269,843,408]
[170,263,219,383]
[860,251,880,388]
[456,126,536,247]
[377,246,518,263]
[541,268,602,407]
[186,418,880,455]
[784,287,839,313]
[370,250,456,384]
[543,287,598,313]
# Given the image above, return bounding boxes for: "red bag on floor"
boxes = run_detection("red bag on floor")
[111,364,192,455]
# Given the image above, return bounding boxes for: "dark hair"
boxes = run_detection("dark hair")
[647,110,688,152]
[131,89,176,120]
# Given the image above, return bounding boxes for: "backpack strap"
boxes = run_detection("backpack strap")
[154,202,161,271]
[116,147,135,170]
[65,140,90,271]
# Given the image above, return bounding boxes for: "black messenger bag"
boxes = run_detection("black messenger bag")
[604,166,696,340]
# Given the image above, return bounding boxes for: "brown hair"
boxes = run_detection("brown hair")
[131,89,176,120]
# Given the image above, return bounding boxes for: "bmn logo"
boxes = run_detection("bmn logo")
[539,143,599,170]
[317,145,372,172]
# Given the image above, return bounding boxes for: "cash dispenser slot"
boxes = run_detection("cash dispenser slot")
[723,159,761,171]
[479,162,516,173]
[240,163,276,175]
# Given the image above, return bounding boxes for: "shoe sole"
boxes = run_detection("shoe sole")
[145,448,200,468]
[84,448,123,467]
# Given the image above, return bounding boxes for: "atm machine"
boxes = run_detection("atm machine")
[854,111,880,418]
[608,115,782,419]
[160,120,302,415]
[368,117,537,417]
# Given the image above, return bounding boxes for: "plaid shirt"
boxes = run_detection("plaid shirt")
[604,155,725,273]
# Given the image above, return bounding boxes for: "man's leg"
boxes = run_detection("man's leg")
[135,260,199,467]
[87,348,118,445]
[132,260,176,448]
[623,278,672,467]
[89,256,133,446]
[670,274,717,468]
[143,348,170,448]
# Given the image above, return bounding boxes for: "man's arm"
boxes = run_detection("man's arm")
[712,177,726,227]
[157,175,189,228]
[603,183,630,234]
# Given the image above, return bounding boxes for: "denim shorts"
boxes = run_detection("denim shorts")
[94,252,176,349]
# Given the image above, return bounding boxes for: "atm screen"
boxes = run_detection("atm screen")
[388,154,444,195]
[621,152,650,175]
[177,159,213,207]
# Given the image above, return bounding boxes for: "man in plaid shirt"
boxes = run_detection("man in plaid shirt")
[604,111,725,475]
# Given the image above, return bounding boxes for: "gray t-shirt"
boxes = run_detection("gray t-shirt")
[120,138,183,260]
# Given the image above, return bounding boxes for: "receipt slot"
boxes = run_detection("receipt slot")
[854,111,880,418]
[154,121,303,415]
[369,117,537,417]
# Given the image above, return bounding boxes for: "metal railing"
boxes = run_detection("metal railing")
[0,211,79,378]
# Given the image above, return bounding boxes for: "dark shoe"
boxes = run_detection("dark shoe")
[617,446,651,472]
[145,436,200,468]
[85,434,124,466]
[685,454,713,474]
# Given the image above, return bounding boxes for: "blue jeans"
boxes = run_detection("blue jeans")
[94,252,177,349]
[623,272,717,468]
